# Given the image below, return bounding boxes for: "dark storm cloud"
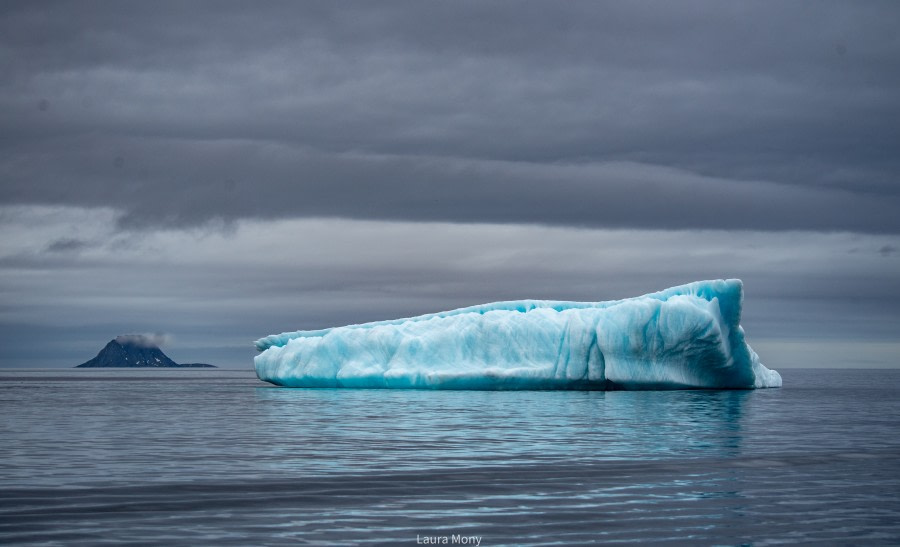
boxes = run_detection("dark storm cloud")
[1,2,899,370]
[44,237,91,253]
[2,1,899,232]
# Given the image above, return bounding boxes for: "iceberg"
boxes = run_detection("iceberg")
[254,279,781,390]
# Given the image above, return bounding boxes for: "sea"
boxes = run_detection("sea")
[1,368,899,545]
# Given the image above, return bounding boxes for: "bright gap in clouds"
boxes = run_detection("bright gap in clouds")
[0,205,898,368]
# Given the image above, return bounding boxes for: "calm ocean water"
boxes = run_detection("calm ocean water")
[1,368,899,545]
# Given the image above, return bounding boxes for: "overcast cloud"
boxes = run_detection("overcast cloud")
[1,2,898,368]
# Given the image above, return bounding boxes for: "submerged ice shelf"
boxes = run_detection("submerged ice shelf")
[254,279,781,390]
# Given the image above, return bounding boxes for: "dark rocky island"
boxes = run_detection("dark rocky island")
[76,335,216,368]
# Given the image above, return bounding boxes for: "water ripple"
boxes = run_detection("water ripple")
[2,369,900,544]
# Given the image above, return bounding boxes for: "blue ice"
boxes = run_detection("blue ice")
[254,279,781,390]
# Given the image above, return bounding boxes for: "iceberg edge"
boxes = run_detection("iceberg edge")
[254,279,782,390]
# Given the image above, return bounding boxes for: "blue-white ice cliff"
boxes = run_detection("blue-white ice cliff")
[254,279,781,390]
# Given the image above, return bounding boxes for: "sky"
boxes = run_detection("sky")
[1,1,898,369]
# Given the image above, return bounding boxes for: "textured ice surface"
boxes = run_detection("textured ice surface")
[254,279,781,390]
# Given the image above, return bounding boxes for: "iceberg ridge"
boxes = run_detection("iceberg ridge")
[254,279,781,390]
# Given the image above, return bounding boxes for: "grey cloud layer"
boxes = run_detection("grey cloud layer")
[1,208,898,367]
[2,3,899,368]
[2,1,899,231]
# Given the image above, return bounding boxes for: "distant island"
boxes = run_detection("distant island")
[76,335,216,368]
